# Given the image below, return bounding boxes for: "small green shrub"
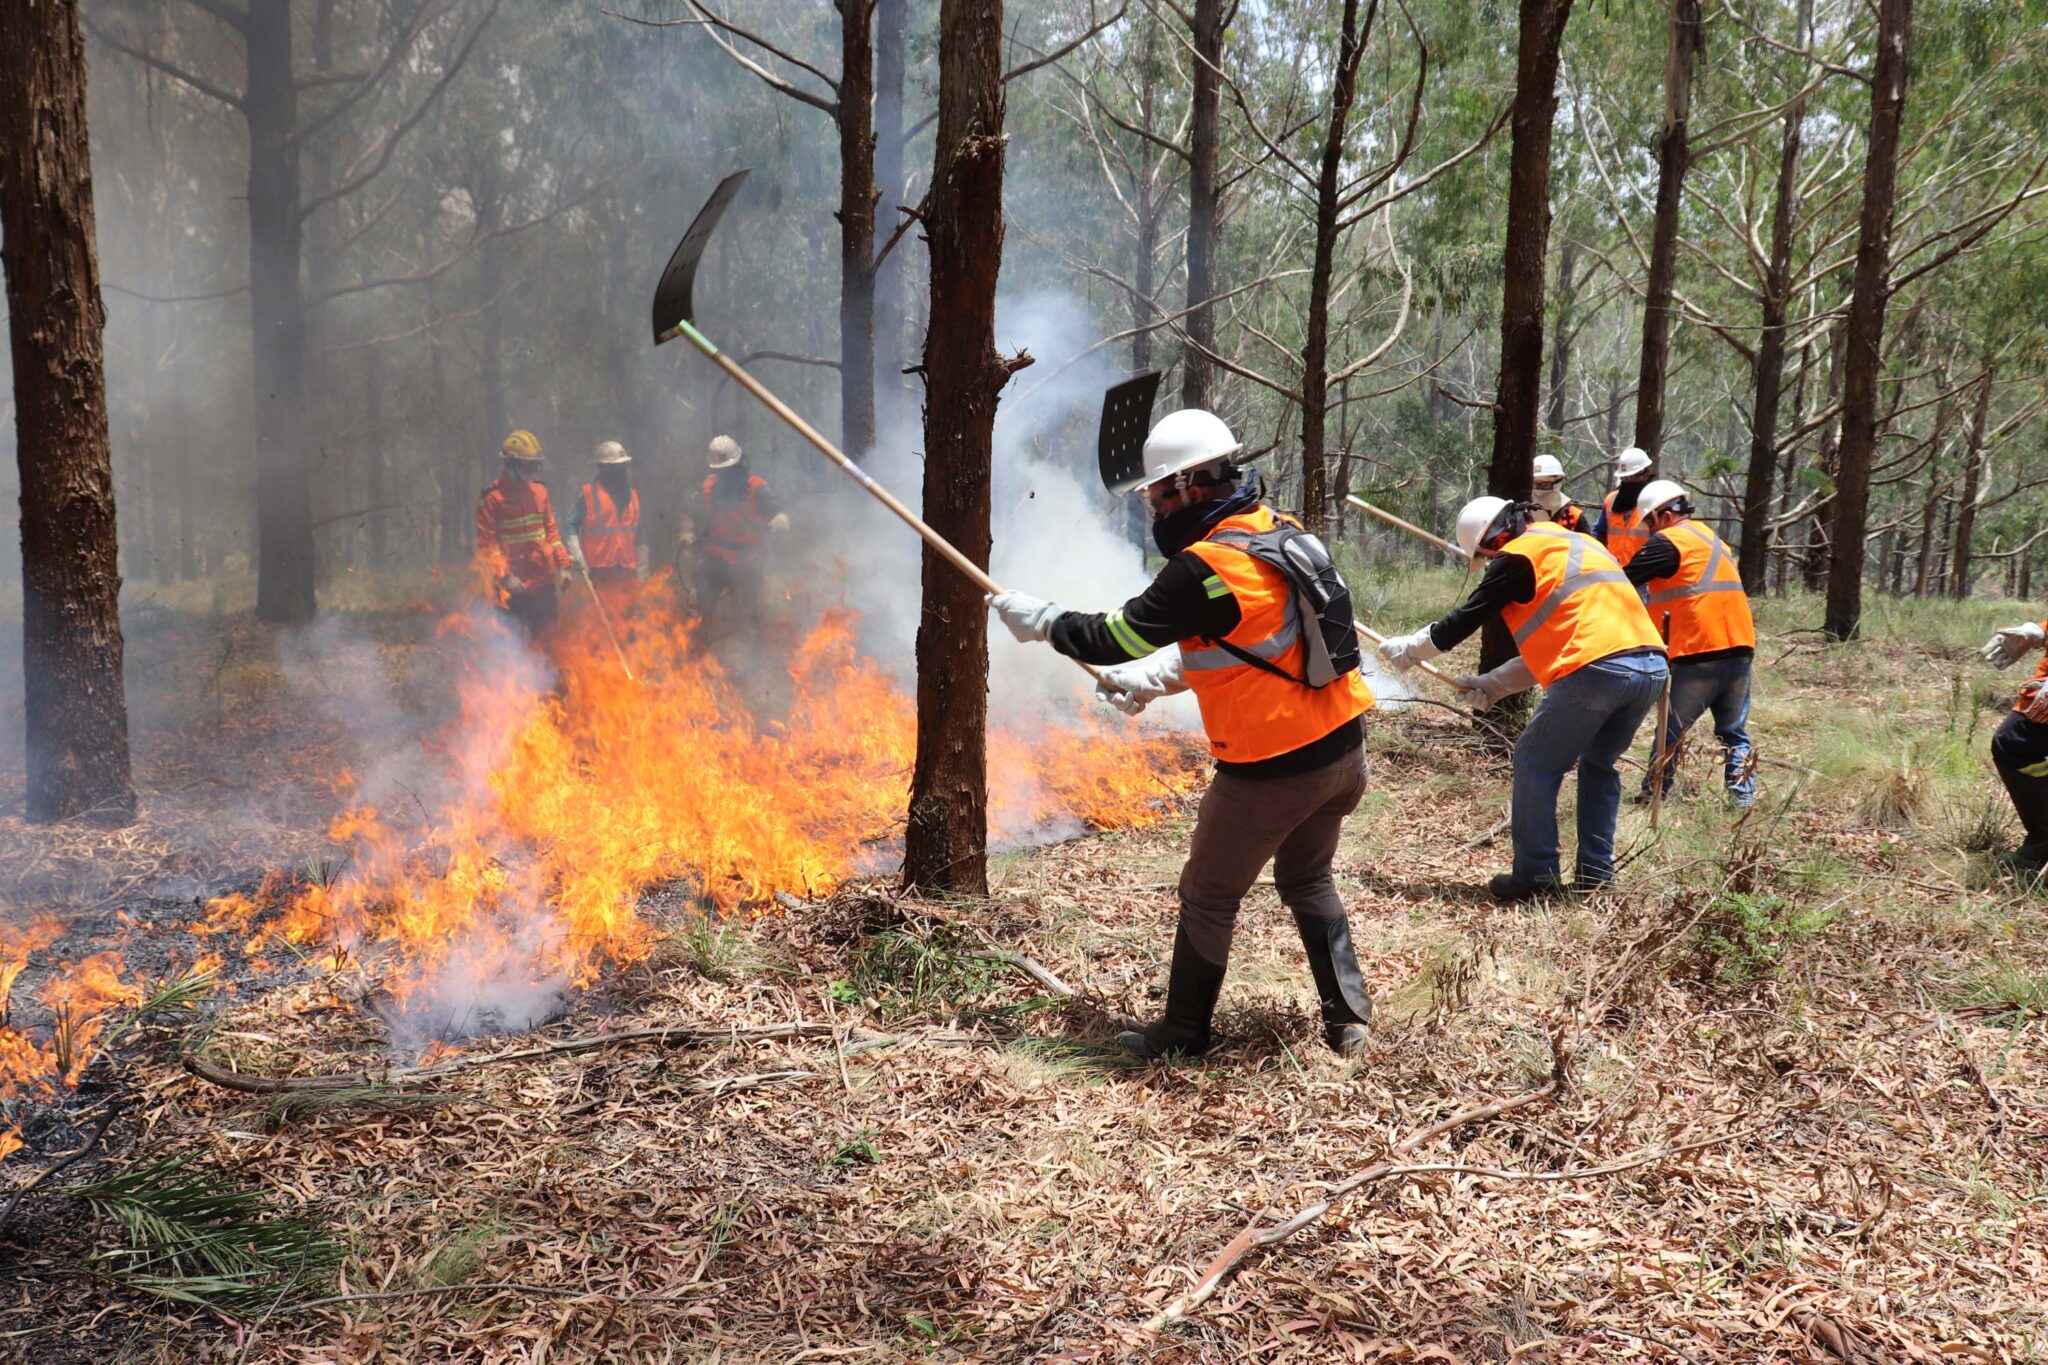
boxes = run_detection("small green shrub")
[1695,892,1837,984]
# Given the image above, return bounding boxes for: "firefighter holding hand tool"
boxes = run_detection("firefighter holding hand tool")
[565,440,646,617]
[987,409,1378,1063]
[476,429,574,638]
[680,434,789,629]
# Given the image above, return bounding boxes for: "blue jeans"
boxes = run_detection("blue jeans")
[1644,655,1754,805]
[1512,652,1669,886]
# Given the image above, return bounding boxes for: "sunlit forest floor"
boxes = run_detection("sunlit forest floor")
[5,572,2048,1363]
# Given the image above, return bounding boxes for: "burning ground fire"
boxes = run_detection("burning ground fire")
[1,917,141,1161]
[193,589,1202,1045]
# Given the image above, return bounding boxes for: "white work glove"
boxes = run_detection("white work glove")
[1979,622,2045,668]
[565,536,586,571]
[1453,657,1538,711]
[1092,647,1187,717]
[768,512,791,533]
[987,591,1066,644]
[1376,627,1443,673]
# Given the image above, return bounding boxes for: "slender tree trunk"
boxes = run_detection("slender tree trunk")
[1545,241,1576,434]
[477,188,508,491]
[1631,0,1703,458]
[1482,0,1575,684]
[1181,0,1224,409]
[1737,0,1810,589]
[1913,459,1943,596]
[1805,327,1846,592]
[1131,26,1161,373]
[429,278,466,563]
[1950,365,1992,598]
[839,0,878,457]
[0,0,136,824]
[1300,0,1369,535]
[1824,0,1913,640]
[872,0,910,427]
[905,0,1020,896]
[246,2,315,622]
[366,350,387,563]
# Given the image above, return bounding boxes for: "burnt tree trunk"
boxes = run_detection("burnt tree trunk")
[1545,241,1576,434]
[246,1,314,622]
[1950,366,1993,598]
[1181,0,1224,409]
[0,0,136,824]
[905,0,1022,896]
[1631,0,1703,459]
[1823,0,1912,641]
[838,0,878,457]
[1299,0,1369,535]
[1482,0,1575,683]
[1736,0,1810,590]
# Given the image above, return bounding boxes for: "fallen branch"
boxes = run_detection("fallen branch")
[0,1104,122,1235]
[1461,812,1512,851]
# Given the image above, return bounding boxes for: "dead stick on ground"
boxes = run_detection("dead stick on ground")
[1461,812,1511,850]
[0,1103,121,1233]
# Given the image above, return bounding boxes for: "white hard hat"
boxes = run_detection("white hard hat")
[708,434,742,469]
[1637,478,1689,517]
[1135,409,1243,490]
[595,440,631,464]
[1613,446,1652,481]
[1455,495,1511,557]
[1531,454,1565,482]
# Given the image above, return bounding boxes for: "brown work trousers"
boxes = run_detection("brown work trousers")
[1177,741,1368,965]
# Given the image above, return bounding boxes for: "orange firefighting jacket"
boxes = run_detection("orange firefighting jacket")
[1602,489,1650,566]
[578,482,641,570]
[702,473,769,567]
[1641,518,1756,658]
[477,473,571,587]
[1179,506,1374,763]
[1498,522,1664,686]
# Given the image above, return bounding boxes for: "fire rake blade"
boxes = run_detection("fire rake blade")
[652,168,751,346]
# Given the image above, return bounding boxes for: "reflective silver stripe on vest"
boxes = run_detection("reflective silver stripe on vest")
[1510,533,1631,647]
[1645,522,1742,606]
[1182,598,1303,672]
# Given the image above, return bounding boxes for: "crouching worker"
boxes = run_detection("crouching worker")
[1978,616,2048,876]
[1377,497,1668,901]
[987,409,1376,1061]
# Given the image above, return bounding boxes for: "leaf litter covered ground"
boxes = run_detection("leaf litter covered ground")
[5,582,2048,1363]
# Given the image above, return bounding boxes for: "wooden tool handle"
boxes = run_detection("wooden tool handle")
[1345,495,1468,561]
[1352,620,1463,689]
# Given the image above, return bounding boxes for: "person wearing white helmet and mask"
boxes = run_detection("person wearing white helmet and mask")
[1625,480,1757,807]
[681,434,790,630]
[1592,446,1655,565]
[1977,610,2048,876]
[987,409,1377,1061]
[1376,495,1666,901]
[565,440,647,616]
[1530,453,1589,533]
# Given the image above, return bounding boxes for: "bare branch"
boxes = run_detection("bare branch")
[296,0,442,144]
[85,17,246,112]
[1001,5,1128,86]
[177,0,247,32]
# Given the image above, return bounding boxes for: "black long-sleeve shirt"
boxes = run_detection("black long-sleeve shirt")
[1048,548,1362,779]
[1426,553,1536,651]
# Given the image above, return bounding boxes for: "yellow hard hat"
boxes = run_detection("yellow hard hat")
[501,429,543,459]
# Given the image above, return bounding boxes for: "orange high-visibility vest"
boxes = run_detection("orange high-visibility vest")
[702,473,768,566]
[2017,620,2048,722]
[1602,489,1650,565]
[579,482,641,570]
[1642,519,1755,658]
[1498,522,1663,686]
[1179,506,1373,763]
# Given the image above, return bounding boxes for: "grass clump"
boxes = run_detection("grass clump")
[839,924,1002,1017]
[1694,891,1838,984]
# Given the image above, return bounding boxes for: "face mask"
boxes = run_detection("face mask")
[1533,485,1566,512]
[504,461,536,484]
[600,465,631,491]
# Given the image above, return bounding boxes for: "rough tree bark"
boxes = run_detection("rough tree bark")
[1298,0,1370,534]
[0,0,137,824]
[838,0,878,457]
[1823,0,1913,641]
[873,0,911,425]
[1630,0,1703,459]
[1736,0,1810,590]
[1482,0,1575,683]
[1949,366,1993,598]
[1545,241,1575,434]
[904,0,1026,896]
[1182,0,1225,410]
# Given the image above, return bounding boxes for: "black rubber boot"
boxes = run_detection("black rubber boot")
[1115,923,1226,1061]
[1292,912,1374,1056]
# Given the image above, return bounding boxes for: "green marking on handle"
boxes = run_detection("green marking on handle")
[675,318,718,356]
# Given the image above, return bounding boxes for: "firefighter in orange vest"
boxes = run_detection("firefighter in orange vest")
[1977,613,2048,876]
[1379,496,1668,901]
[565,440,645,616]
[679,434,788,625]
[476,429,573,636]
[1592,446,1655,565]
[1626,480,1756,806]
[1532,453,1590,534]
[988,409,1377,1061]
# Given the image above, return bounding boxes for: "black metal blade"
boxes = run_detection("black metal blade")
[652,169,752,344]
[1097,370,1161,493]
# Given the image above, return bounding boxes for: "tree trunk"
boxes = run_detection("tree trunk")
[1737,0,1810,590]
[1823,0,1912,641]
[0,0,136,824]
[429,278,466,562]
[1131,25,1162,374]
[1804,327,1846,593]
[1949,366,1992,599]
[839,0,878,458]
[246,1,314,623]
[1630,0,1703,459]
[1181,0,1224,409]
[1545,241,1575,433]
[477,187,508,491]
[1299,0,1368,536]
[1482,0,1575,683]
[366,350,387,563]
[872,0,911,429]
[904,0,1017,897]
[1913,460,1943,596]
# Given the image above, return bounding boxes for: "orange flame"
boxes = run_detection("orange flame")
[0,944,139,1140]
